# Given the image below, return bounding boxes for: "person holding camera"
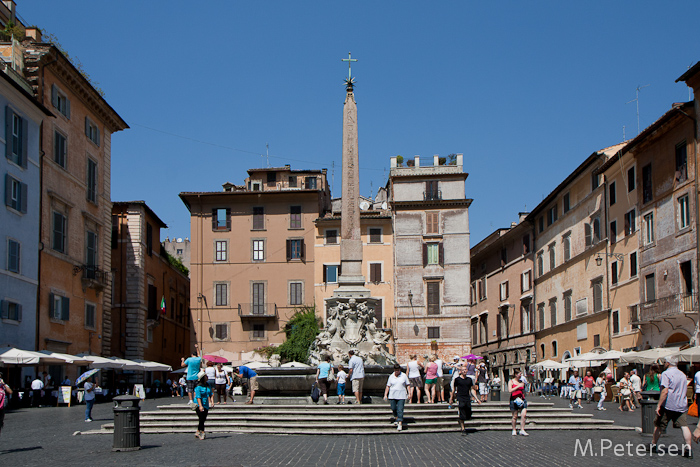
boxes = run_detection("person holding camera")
[508,369,528,436]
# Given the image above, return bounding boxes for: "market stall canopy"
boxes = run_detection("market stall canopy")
[595,350,625,361]
[565,352,603,362]
[132,359,172,371]
[671,346,700,364]
[104,357,146,370]
[0,347,66,365]
[618,348,677,364]
[531,359,568,370]
[36,350,92,365]
[76,354,128,369]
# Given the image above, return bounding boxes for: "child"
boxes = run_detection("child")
[336,365,347,404]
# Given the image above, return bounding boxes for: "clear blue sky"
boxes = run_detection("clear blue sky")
[20,1,700,245]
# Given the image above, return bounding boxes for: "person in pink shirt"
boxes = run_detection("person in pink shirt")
[583,371,595,404]
[424,356,439,403]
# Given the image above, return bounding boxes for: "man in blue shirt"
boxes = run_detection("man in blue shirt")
[568,370,583,409]
[236,365,258,404]
[181,344,202,407]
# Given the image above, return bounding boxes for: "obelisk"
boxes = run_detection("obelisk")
[334,52,370,298]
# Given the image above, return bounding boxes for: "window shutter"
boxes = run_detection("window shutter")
[65,97,71,119]
[61,296,70,321]
[211,209,217,230]
[226,208,231,230]
[20,117,27,167]
[5,106,11,160]
[4,173,11,207]
[0,300,7,319]
[528,272,532,290]
[48,293,55,318]
[96,126,100,147]
[286,239,291,261]
[323,265,327,283]
[85,116,89,138]
[51,84,58,107]
[422,243,428,267]
[20,181,27,213]
[584,223,592,247]
[17,303,22,322]
[505,281,509,298]
[301,239,306,260]
[438,243,444,267]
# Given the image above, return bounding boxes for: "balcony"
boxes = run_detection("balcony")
[423,190,442,201]
[238,303,278,319]
[636,292,698,323]
[73,264,109,290]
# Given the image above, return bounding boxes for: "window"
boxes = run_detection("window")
[610,220,617,244]
[85,303,96,329]
[643,212,654,244]
[591,170,600,190]
[678,195,690,229]
[592,280,603,312]
[594,334,601,348]
[426,212,439,234]
[289,206,302,229]
[480,317,488,344]
[563,234,571,262]
[86,158,97,202]
[592,217,600,243]
[624,210,635,236]
[305,176,317,189]
[52,211,67,253]
[7,239,19,273]
[252,207,264,230]
[501,248,507,266]
[536,252,544,277]
[424,242,441,266]
[0,300,21,321]
[611,262,618,285]
[427,282,440,315]
[252,324,265,339]
[499,281,509,301]
[576,298,588,316]
[549,300,557,327]
[472,319,478,344]
[253,239,264,261]
[267,171,276,186]
[548,244,556,270]
[215,324,228,340]
[4,174,26,213]
[477,278,487,301]
[289,282,303,306]
[325,229,338,244]
[6,107,26,167]
[49,293,69,321]
[609,181,616,206]
[564,293,572,322]
[538,303,545,330]
[427,327,440,339]
[84,116,100,146]
[212,208,230,231]
[552,341,558,357]
[538,216,544,233]
[251,181,262,191]
[642,164,652,203]
[85,230,97,277]
[522,234,530,254]
[286,238,304,260]
[51,84,70,118]
[645,273,656,301]
[540,343,545,359]
[630,252,637,277]
[547,205,558,226]
[499,308,508,338]
[612,310,620,335]
[288,176,297,187]
[252,282,265,314]
[215,240,227,262]
[369,227,382,243]
[627,166,635,192]
[425,181,439,200]
[112,214,119,249]
[521,302,532,334]
[676,142,688,183]
[521,270,532,293]
[369,263,382,283]
[147,284,158,320]
[323,264,339,283]
[54,131,67,168]
[146,222,153,256]
[563,193,570,213]
[215,283,228,306]
[585,223,592,247]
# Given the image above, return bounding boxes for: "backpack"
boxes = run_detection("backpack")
[310,382,320,403]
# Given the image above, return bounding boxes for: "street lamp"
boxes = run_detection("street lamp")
[595,252,625,266]
[408,290,419,336]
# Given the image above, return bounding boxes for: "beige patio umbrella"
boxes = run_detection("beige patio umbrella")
[618,348,677,365]
[672,346,700,364]
[0,347,65,365]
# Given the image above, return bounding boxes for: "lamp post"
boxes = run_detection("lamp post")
[408,290,419,336]
[595,252,625,266]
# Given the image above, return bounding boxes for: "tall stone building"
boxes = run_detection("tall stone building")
[389,154,472,361]
[163,236,191,270]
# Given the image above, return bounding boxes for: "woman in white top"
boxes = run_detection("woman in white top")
[384,364,410,431]
[214,363,230,404]
[406,354,424,404]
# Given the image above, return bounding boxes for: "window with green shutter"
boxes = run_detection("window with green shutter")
[7,239,20,273]
[5,106,27,167]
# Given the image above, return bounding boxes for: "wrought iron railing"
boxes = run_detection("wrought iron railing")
[73,264,109,285]
[423,190,442,201]
[637,292,698,322]
[238,303,278,318]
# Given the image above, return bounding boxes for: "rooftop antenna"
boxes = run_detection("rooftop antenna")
[623,125,626,141]
[369,180,374,201]
[689,64,694,101]
[331,161,335,194]
[626,84,650,136]
[266,143,270,168]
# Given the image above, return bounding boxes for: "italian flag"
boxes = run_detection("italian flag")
[160,296,166,315]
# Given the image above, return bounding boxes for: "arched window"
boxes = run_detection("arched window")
[552,341,558,357]
[540,343,545,358]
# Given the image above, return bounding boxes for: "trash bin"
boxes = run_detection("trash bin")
[640,399,657,435]
[112,395,141,452]
[490,384,501,402]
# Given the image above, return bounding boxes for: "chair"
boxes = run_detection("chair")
[610,385,620,403]
[687,386,694,405]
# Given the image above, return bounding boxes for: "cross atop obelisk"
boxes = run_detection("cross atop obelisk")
[341,52,357,81]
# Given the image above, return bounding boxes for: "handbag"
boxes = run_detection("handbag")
[689,401,698,418]
[327,366,336,382]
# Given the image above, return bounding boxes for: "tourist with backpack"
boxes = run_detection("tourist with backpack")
[0,371,12,436]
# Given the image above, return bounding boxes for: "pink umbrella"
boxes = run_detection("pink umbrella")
[203,355,228,363]
[461,354,483,360]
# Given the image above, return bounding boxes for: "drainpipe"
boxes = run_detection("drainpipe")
[602,169,613,351]
[35,124,44,351]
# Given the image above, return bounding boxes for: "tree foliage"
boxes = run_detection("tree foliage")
[276,306,321,363]
[164,251,189,277]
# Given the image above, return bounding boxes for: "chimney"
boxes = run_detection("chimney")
[433,154,439,166]
[456,154,463,167]
[414,155,420,167]
[390,156,397,168]
[25,27,42,42]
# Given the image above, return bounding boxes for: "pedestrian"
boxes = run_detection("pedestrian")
[448,355,462,406]
[583,371,595,403]
[477,362,489,403]
[336,364,347,404]
[30,375,43,408]
[235,365,258,404]
[84,377,96,422]
[347,350,365,404]
[214,363,229,404]
[650,357,693,458]
[595,372,607,411]
[465,358,477,384]
[694,364,700,408]
[205,360,216,392]
[568,370,583,409]
[315,355,332,405]
[630,369,642,408]
[508,369,528,436]
[383,363,410,431]
[424,355,438,403]
[434,355,445,403]
[181,344,202,408]
[0,371,12,437]
[178,375,187,398]
[643,364,660,391]
[170,379,178,397]
[406,354,423,404]
[454,365,481,435]
[618,372,634,412]
[194,374,214,440]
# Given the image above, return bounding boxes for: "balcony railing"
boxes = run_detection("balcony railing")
[423,190,442,201]
[238,303,278,319]
[73,264,109,289]
[637,292,698,322]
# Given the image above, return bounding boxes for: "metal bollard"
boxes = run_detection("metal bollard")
[112,395,141,452]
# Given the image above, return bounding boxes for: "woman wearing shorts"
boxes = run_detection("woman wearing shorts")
[315,355,332,405]
[406,354,424,404]
[508,369,528,436]
[424,356,438,403]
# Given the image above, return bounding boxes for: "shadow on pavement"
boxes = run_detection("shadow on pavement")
[0,446,43,454]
